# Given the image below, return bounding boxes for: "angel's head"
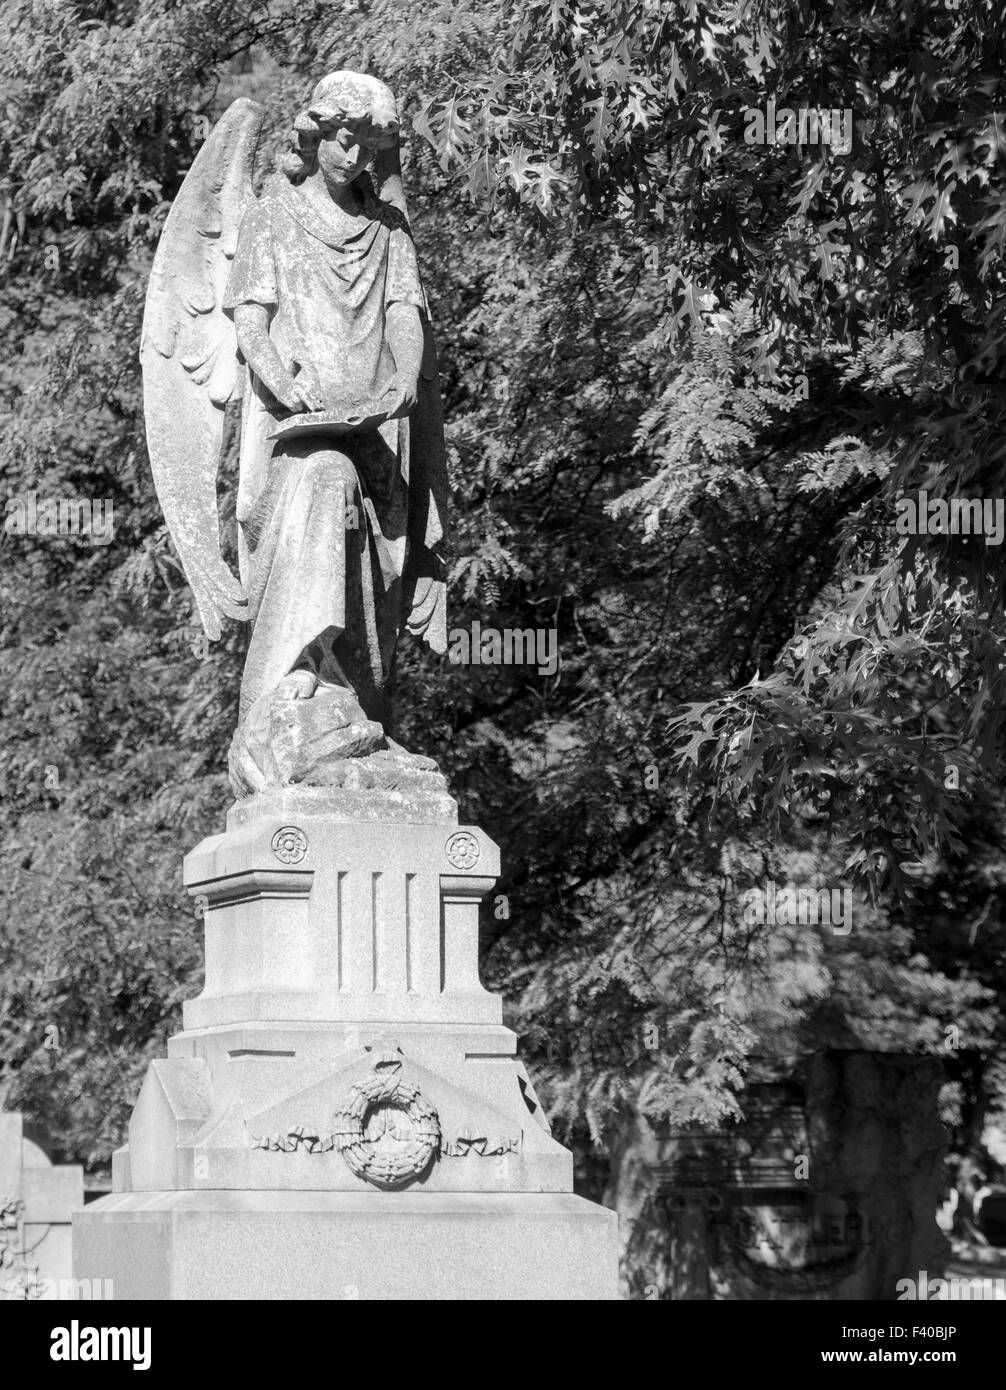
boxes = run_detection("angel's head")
[283,71,399,188]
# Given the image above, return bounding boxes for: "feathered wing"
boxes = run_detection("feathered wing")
[373,142,449,656]
[141,98,266,639]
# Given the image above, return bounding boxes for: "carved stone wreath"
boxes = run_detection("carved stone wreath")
[332,1054,440,1190]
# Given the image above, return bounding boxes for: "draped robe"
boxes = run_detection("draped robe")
[223,173,445,723]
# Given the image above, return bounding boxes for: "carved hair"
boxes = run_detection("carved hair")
[282,70,399,185]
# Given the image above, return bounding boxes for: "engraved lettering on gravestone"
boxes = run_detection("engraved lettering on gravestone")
[270,825,309,864]
[142,72,448,797]
[444,830,480,870]
[729,1199,867,1269]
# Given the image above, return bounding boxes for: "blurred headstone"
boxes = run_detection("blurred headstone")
[0,1112,85,1299]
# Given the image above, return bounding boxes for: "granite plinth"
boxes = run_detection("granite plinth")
[74,1190,618,1300]
[72,801,619,1299]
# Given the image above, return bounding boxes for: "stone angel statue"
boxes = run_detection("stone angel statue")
[142,72,448,797]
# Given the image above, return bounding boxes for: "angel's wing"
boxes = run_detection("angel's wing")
[141,98,266,639]
[373,142,449,655]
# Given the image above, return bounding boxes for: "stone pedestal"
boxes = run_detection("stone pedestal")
[74,788,618,1299]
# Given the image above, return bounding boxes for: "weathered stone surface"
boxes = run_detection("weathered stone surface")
[180,817,502,1027]
[0,1113,84,1300]
[74,809,620,1298]
[309,746,443,788]
[228,684,384,795]
[228,772,458,827]
[142,70,448,795]
[74,1191,619,1301]
[117,1022,570,1195]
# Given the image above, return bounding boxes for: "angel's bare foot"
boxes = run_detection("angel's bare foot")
[275,669,320,700]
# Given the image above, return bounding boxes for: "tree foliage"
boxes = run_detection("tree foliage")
[416,0,1006,892]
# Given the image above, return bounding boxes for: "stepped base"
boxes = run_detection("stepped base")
[74,1190,618,1300]
[72,803,620,1300]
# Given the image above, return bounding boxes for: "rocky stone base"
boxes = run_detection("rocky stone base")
[228,683,385,796]
[226,755,457,828]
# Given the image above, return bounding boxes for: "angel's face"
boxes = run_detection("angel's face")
[317,124,379,187]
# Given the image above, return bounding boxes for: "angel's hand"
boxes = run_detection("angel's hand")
[381,372,419,420]
[233,304,319,413]
[284,362,326,413]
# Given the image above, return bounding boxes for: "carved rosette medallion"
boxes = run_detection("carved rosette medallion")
[444,830,480,870]
[271,825,308,864]
[332,1051,440,1190]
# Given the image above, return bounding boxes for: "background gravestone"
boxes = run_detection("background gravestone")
[607,1052,950,1300]
[0,1111,84,1299]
